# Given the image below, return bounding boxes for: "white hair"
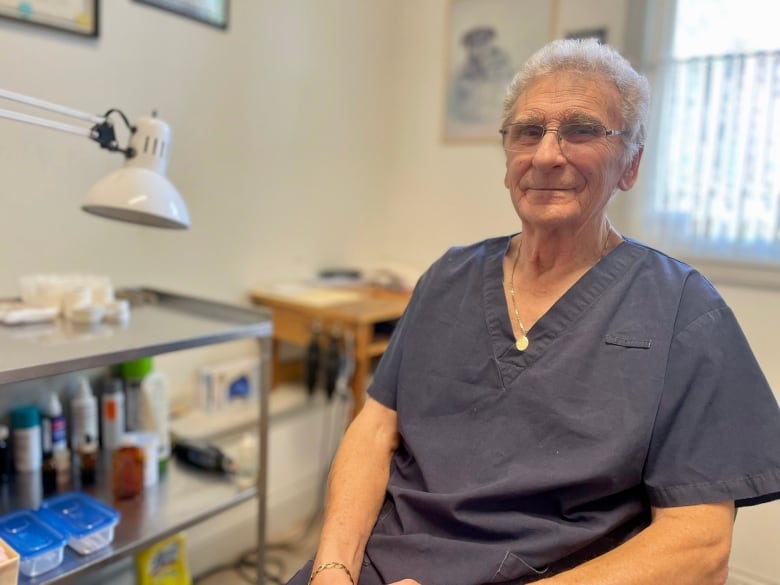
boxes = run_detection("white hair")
[502,38,650,161]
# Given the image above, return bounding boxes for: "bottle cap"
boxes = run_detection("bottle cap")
[120,357,153,379]
[103,377,124,395]
[11,405,40,429]
[44,391,63,417]
[76,376,94,399]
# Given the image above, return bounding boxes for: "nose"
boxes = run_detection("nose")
[531,129,566,168]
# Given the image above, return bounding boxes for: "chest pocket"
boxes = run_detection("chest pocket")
[604,333,652,349]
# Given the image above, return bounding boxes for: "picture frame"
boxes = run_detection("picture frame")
[565,27,608,44]
[134,0,228,30]
[0,0,98,38]
[444,0,555,142]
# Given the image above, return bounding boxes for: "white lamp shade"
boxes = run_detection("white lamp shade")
[82,115,190,229]
[83,166,190,229]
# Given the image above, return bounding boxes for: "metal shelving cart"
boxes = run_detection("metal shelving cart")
[0,288,273,584]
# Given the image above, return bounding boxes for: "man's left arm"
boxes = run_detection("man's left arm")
[536,501,735,585]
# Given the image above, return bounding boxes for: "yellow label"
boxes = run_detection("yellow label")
[135,532,191,585]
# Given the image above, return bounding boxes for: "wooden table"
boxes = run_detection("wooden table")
[249,285,411,413]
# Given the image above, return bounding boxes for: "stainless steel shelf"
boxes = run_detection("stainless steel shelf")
[0,287,273,384]
[0,287,273,584]
[15,460,257,585]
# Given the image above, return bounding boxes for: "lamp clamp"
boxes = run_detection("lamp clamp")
[91,109,137,158]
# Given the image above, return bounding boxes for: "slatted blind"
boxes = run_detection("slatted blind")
[650,51,780,260]
[643,0,780,263]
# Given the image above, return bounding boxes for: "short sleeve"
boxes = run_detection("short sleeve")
[367,268,430,411]
[644,301,780,508]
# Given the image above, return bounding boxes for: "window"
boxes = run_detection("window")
[640,0,780,266]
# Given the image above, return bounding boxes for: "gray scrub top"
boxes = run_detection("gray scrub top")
[365,235,780,585]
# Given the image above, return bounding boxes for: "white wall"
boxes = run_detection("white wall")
[0,0,397,302]
[0,0,778,582]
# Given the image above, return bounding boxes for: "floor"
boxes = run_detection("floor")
[195,513,322,585]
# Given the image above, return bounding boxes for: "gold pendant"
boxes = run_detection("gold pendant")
[515,335,529,351]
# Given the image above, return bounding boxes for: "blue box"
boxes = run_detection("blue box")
[0,510,66,577]
[39,492,120,555]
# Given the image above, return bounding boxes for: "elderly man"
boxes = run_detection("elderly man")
[289,39,780,585]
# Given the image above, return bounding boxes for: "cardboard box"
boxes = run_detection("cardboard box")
[0,536,21,585]
[196,357,260,412]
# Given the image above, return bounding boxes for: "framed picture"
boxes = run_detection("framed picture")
[565,27,608,44]
[0,0,98,37]
[134,0,228,30]
[444,0,555,141]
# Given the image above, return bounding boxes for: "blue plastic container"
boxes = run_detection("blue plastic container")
[0,509,66,577]
[39,492,120,555]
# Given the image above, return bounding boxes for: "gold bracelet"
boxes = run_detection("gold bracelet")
[308,561,355,585]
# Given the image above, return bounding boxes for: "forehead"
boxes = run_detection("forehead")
[511,72,623,125]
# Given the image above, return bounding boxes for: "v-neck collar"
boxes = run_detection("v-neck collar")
[482,235,645,386]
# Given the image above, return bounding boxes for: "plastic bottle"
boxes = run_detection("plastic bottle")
[79,434,98,485]
[0,425,11,482]
[42,452,58,494]
[142,371,171,471]
[121,358,152,433]
[71,377,99,452]
[101,378,125,451]
[11,405,42,472]
[122,358,171,472]
[41,391,67,455]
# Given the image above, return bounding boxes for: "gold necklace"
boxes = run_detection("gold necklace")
[508,239,530,351]
[507,228,614,352]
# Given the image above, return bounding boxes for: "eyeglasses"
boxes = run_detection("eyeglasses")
[500,123,628,153]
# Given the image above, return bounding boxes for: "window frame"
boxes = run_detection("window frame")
[621,0,780,290]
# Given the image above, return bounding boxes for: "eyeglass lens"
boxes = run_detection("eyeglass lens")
[501,123,609,152]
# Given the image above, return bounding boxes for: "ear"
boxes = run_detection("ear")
[617,146,644,191]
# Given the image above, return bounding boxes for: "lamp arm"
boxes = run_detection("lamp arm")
[0,88,136,157]
[0,107,94,138]
[0,88,104,125]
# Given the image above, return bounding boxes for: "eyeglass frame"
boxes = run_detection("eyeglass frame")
[499,122,629,152]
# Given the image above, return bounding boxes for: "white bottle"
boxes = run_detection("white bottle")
[141,371,171,466]
[71,377,99,452]
[41,391,67,455]
[101,379,125,451]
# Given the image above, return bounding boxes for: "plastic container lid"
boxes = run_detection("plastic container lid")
[11,405,40,429]
[39,492,120,547]
[120,357,153,379]
[0,509,66,560]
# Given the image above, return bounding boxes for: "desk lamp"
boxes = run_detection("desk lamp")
[0,88,190,229]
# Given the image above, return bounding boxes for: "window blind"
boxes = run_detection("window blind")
[648,50,780,262]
